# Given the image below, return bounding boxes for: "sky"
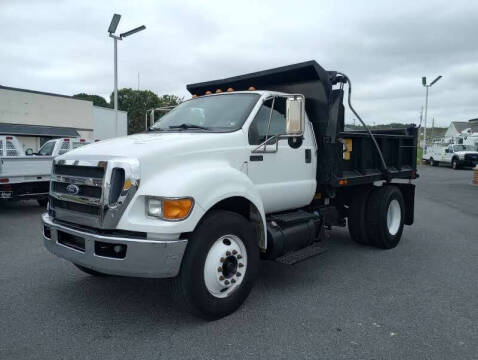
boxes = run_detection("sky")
[1,0,478,127]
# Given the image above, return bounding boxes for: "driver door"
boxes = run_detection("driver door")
[246,97,315,214]
[444,145,453,162]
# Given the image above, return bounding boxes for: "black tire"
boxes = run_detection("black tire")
[74,264,108,276]
[348,186,373,245]
[452,158,459,170]
[366,186,405,249]
[172,210,259,320]
[430,158,439,167]
[37,198,48,207]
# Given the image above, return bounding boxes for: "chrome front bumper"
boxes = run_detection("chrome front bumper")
[42,213,187,278]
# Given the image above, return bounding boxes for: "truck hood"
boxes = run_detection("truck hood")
[454,151,478,156]
[57,131,244,161]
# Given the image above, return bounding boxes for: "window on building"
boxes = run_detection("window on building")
[0,140,3,157]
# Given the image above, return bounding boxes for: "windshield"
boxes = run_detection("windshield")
[38,141,55,156]
[453,145,474,151]
[150,93,260,132]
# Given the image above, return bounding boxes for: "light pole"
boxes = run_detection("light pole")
[108,14,146,136]
[421,75,442,150]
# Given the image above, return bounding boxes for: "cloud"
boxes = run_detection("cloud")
[1,0,477,127]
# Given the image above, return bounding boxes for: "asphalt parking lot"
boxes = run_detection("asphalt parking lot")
[1,165,477,359]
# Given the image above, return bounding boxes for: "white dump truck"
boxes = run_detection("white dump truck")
[42,61,418,319]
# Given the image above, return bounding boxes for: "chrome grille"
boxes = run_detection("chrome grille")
[52,181,102,198]
[54,164,105,178]
[49,158,140,229]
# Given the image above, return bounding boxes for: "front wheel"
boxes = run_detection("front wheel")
[173,210,259,320]
[452,158,459,170]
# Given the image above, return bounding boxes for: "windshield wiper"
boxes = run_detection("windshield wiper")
[168,123,209,130]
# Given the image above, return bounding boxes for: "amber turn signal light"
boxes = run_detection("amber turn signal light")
[163,198,194,220]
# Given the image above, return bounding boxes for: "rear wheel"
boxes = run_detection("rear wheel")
[366,186,405,249]
[173,210,259,320]
[348,186,372,245]
[430,158,439,167]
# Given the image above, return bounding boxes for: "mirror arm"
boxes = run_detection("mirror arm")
[264,97,276,152]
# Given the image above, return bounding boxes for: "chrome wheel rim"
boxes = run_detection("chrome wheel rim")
[387,199,401,236]
[204,234,247,298]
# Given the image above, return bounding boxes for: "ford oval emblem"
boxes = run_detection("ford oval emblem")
[66,184,80,195]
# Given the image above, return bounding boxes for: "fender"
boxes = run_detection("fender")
[117,159,267,247]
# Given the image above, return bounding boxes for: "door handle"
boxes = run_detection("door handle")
[250,155,263,162]
[305,149,312,163]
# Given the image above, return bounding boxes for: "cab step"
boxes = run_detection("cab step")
[275,242,326,265]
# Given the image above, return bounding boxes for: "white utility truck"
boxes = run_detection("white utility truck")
[423,142,478,169]
[42,61,418,319]
[1,137,90,205]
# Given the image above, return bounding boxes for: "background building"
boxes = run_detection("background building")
[0,85,127,152]
[444,121,470,138]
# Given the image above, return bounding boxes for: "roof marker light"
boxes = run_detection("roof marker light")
[192,94,198,98]
[248,86,256,91]
[227,88,234,92]
[205,91,212,95]
[215,89,222,93]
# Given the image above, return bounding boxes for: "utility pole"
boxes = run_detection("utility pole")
[430,117,435,141]
[108,14,146,136]
[422,75,442,150]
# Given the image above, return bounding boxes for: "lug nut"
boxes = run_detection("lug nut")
[238,263,244,268]
[226,251,231,256]
[220,257,225,263]
[224,280,230,285]
[231,279,236,284]
[219,275,225,280]
[236,272,241,277]
[232,250,237,255]
[217,267,222,272]
[237,255,242,259]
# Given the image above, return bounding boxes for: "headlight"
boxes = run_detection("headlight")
[146,196,194,221]
[147,198,163,218]
[458,154,465,159]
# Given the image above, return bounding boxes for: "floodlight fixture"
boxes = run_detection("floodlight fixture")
[108,14,121,34]
[120,25,146,38]
[430,75,442,86]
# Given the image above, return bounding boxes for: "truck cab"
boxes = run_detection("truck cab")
[36,138,91,157]
[42,61,418,319]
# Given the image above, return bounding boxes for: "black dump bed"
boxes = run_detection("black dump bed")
[187,60,418,188]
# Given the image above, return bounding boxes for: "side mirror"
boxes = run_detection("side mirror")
[25,148,33,155]
[286,96,305,136]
